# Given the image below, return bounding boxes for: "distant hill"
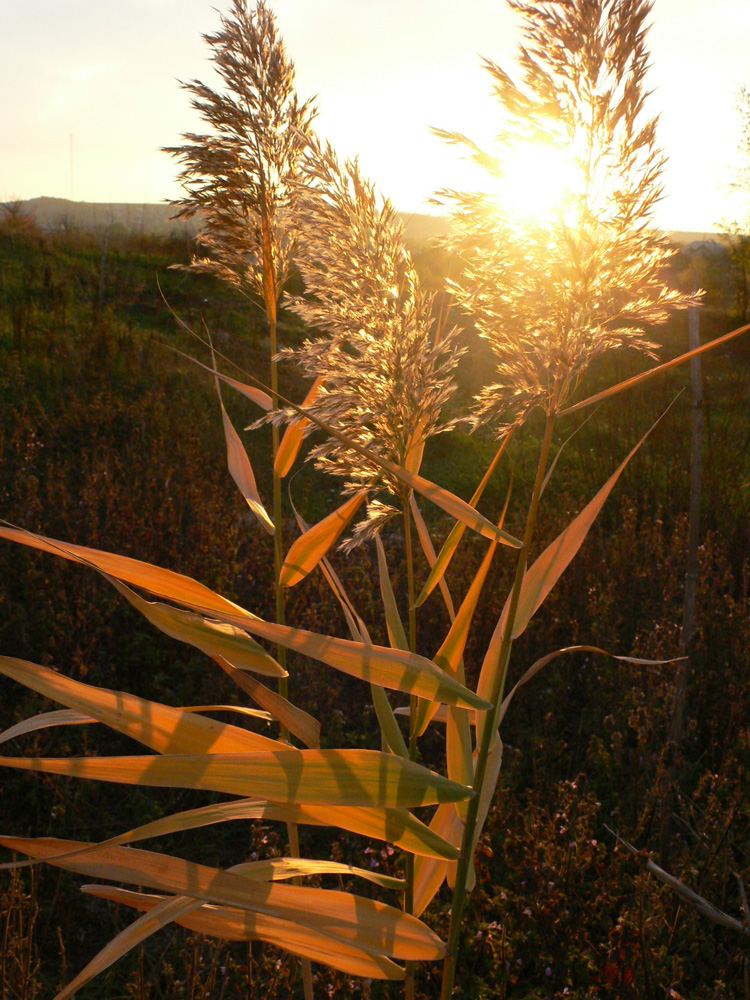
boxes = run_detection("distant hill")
[4,197,200,238]
[2,197,725,249]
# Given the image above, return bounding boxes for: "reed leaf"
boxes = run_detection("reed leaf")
[0,527,253,620]
[107,576,285,677]
[0,656,284,754]
[559,322,750,416]
[0,837,447,961]
[218,392,275,534]
[214,655,320,748]
[477,411,668,709]
[375,535,410,653]
[274,376,323,477]
[207,614,492,711]
[0,748,473,808]
[82,887,405,981]
[279,490,367,588]
[409,494,456,619]
[414,431,513,607]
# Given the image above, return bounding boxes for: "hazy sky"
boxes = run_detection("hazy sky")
[2,0,749,233]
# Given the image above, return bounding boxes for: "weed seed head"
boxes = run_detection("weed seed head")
[439,0,693,428]
[164,0,317,306]
[281,141,464,546]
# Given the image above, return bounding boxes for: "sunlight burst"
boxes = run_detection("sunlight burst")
[490,140,582,224]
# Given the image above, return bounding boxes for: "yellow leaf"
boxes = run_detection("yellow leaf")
[274,377,323,477]
[414,430,513,607]
[0,528,489,709]
[393,465,520,548]
[375,536,409,653]
[413,804,464,917]
[409,495,455,619]
[559,322,750,416]
[280,490,367,588]
[0,657,285,754]
[476,412,669,719]
[0,709,93,745]
[238,803,462,861]
[219,397,274,534]
[0,527,253,620]
[214,656,320,748]
[404,415,428,475]
[0,798,457,871]
[168,348,273,410]
[210,614,492,712]
[0,747,473,808]
[0,838,447,961]
[414,531,497,739]
[83,887,405,981]
[108,577,285,677]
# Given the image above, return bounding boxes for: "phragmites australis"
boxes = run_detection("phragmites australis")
[279,141,464,547]
[164,0,316,309]
[438,0,693,429]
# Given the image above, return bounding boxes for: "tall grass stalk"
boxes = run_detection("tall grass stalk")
[164,0,316,713]
[3,2,750,999]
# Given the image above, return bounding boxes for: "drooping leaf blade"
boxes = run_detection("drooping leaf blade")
[559,323,750,416]
[108,576,285,677]
[218,394,275,534]
[0,709,94,746]
[409,495,456,619]
[209,614,492,712]
[82,887,405,981]
[279,490,367,588]
[1,796,460,873]
[0,838,447,961]
[0,527,254,620]
[477,410,671,709]
[0,527,488,709]
[414,430,513,608]
[413,804,464,917]
[214,656,320,749]
[375,536,410,653]
[0,747,473,808]
[0,656,285,755]
[274,376,323,477]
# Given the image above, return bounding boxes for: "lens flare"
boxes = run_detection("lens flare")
[491,141,582,223]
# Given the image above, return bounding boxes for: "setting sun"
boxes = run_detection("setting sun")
[489,140,582,223]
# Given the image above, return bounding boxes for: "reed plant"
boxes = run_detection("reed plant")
[2,1,750,998]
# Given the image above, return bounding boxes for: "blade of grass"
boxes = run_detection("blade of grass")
[217,389,275,535]
[0,837,448,961]
[274,377,323,477]
[0,656,285,754]
[280,490,367,588]
[0,709,94,745]
[1,797,460,871]
[0,748,474,808]
[82,887,406,980]
[107,576,285,677]
[414,428,514,608]
[409,495,456,619]
[559,323,750,416]
[214,656,320,749]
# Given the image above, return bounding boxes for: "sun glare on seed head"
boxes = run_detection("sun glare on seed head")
[490,141,581,224]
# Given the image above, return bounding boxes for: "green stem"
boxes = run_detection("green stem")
[267,310,289,730]
[402,494,417,1000]
[267,302,311,998]
[440,413,556,1000]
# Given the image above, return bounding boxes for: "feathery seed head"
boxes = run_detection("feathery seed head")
[440,0,692,427]
[281,141,464,545]
[164,0,316,307]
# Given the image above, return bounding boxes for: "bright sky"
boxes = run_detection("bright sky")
[2,0,748,234]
